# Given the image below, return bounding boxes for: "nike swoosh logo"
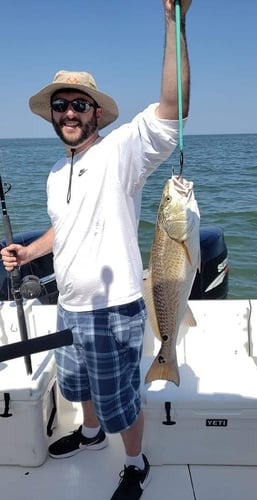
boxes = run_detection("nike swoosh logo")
[79,438,98,448]
[78,168,88,176]
[140,470,151,489]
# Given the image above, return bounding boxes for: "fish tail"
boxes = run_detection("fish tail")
[144,357,180,386]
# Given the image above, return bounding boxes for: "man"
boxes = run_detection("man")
[1,1,191,498]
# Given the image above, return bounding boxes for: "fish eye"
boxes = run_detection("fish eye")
[166,195,172,201]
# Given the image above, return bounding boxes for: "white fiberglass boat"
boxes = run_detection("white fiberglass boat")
[1,296,257,500]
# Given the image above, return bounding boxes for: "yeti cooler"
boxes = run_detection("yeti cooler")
[141,300,257,465]
[0,351,57,466]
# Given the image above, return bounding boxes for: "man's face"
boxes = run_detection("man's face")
[51,91,102,149]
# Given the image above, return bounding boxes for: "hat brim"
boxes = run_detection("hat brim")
[29,82,119,130]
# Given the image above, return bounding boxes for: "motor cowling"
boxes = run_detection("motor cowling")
[190,226,229,300]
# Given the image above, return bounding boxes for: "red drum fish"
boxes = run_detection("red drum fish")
[143,175,200,386]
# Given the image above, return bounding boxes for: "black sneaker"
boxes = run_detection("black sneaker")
[48,425,108,458]
[110,454,151,499]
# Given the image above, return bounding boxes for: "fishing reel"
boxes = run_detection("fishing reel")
[19,275,42,300]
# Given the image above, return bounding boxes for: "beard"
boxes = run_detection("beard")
[52,112,98,147]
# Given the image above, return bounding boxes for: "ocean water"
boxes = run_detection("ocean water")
[0,134,256,300]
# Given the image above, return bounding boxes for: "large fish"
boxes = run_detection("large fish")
[143,175,200,386]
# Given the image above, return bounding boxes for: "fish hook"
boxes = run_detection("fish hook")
[170,151,184,180]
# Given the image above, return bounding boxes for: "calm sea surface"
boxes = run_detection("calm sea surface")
[0,135,256,300]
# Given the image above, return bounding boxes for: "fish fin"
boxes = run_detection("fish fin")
[182,241,193,267]
[145,357,180,386]
[182,239,201,272]
[182,304,197,327]
[142,270,162,341]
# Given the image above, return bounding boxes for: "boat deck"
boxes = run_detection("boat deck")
[1,402,257,500]
[1,299,257,499]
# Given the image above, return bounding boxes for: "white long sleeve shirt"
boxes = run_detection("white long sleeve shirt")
[47,104,181,311]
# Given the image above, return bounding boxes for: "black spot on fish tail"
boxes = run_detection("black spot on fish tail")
[158,355,166,364]
[162,334,169,341]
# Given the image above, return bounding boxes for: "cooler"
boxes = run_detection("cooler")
[141,299,257,465]
[0,300,58,466]
[0,352,57,466]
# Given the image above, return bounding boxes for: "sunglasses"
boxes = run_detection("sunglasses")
[51,98,97,113]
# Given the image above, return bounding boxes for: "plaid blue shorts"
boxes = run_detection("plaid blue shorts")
[55,298,146,433]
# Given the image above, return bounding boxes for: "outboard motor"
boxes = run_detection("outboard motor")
[190,226,229,300]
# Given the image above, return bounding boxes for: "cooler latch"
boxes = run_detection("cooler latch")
[162,401,176,426]
[0,393,13,418]
[47,385,57,437]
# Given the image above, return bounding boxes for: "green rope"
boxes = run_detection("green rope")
[175,0,184,174]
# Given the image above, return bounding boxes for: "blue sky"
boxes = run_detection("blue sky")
[1,0,256,138]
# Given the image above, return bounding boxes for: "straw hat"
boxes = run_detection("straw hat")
[29,70,119,130]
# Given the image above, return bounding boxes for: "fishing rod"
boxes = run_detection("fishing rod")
[0,176,73,370]
[0,176,33,374]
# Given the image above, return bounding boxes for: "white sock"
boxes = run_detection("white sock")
[81,424,100,438]
[125,452,145,470]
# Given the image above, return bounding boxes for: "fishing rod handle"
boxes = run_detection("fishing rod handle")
[2,214,14,246]
[2,214,22,291]
[0,329,73,362]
